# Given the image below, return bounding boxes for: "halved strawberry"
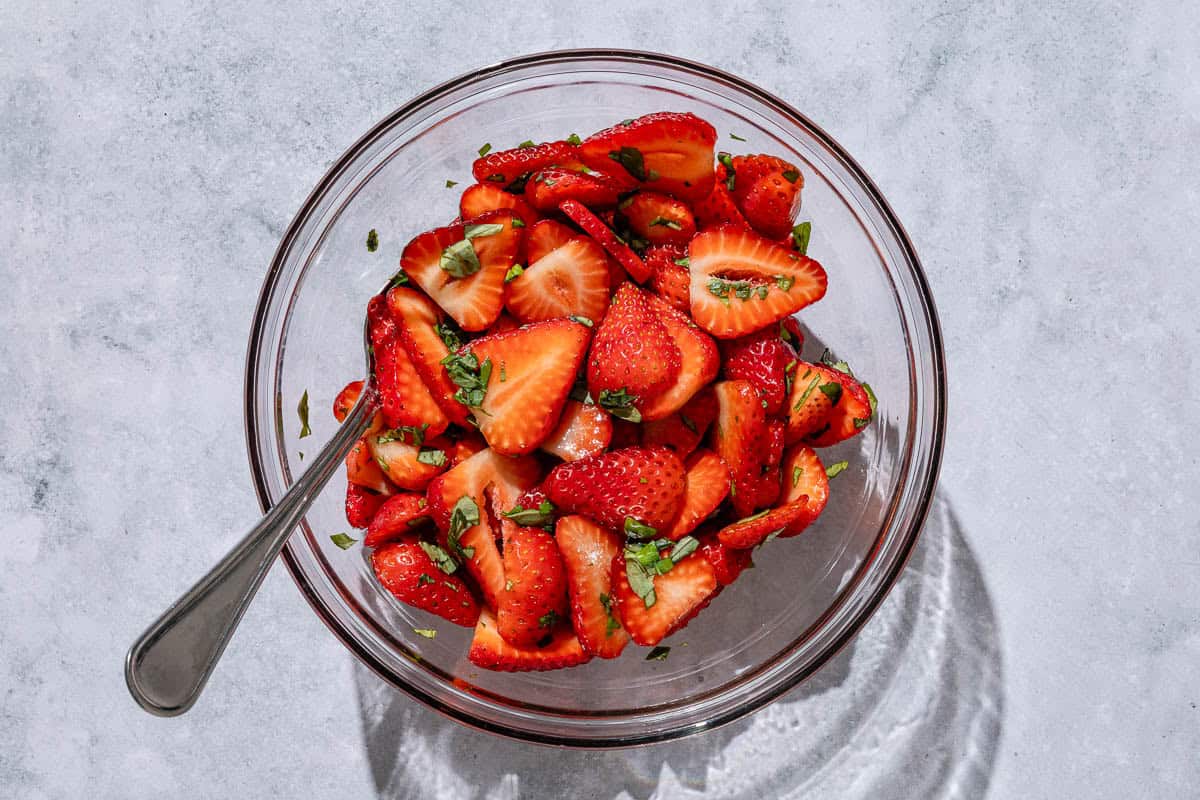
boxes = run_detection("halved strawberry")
[803,359,875,447]
[555,515,630,658]
[468,607,590,671]
[639,294,720,421]
[694,162,750,230]
[346,482,388,529]
[363,493,433,547]
[687,227,828,339]
[399,209,521,332]
[610,548,718,646]
[785,359,856,443]
[579,112,717,202]
[738,169,803,239]
[586,282,681,409]
[386,286,472,427]
[663,449,730,540]
[367,431,452,491]
[727,154,798,201]
[543,446,686,533]
[540,400,612,462]
[346,436,393,495]
[719,325,798,415]
[506,236,611,324]
[716,499,819,549]
[698,534,753,586]
[740,420,785,512]
[369,295,450,434]
[496,526,569,646]
[372,538,480,626]
[709,380,769,517]
[524,168,626,211]
[525,218,577,264]
[619,191,696,246]
[778,444,828,538]
[472,140,579,187]
[332,380,364,423]
[640,387,718,457]
[559,199,651,283]
[463,317,592,455]
[644,244,690,312]
[459,182,539,226]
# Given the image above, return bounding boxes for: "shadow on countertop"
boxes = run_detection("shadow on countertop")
[352,493,1003,799]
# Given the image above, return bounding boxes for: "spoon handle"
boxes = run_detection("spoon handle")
[125,386,378,716]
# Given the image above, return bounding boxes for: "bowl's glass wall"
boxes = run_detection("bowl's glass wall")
[246,52,943,745]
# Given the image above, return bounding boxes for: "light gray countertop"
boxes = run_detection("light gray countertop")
[2,2,1197,798]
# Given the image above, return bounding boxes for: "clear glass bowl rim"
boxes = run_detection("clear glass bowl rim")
[243,48,947,747]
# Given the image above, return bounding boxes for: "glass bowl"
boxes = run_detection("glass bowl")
[244,49,945,746]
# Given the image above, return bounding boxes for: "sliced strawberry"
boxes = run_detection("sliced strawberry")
[524,168,626,211]
[472,140,579,187]
[386,286,472,427]
[367,431,452,491]
[716,499,819,549]
[332,380,364,423]
[778,444,828,538]
[468,607,590,671]
[559,199,650,283]
[458,182,539,226]
[641,386,718,457]
[346,436,393,494]
[720,325,798,415]
[687,227,828,339]
[644,244,690,312]
[496,526,569,647]
[803,359,875,447]
[579,112,717,202]
[524,218,577,264]
[372,538,480,626]
[540,399,612,462]
[369,295,450,434]
[543,445,686,533]
[363,493,433,547]
[619,191,697,246]
[399,209,521,332]
[346,482,388,529]
[639,293,720,421]
[586,282,681,408]
[555,515,630,658]
[709,380,769,517]
[741,420,785,512]
[663,449,730,540]
[698,534,753,586]
[463,317,592,455]
[785,360,852,443]
[739,169,803,239]
[694,162,750,230]
[506,236,611,324]
[610,548,718,646]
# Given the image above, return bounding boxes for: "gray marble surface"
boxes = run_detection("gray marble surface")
[2,2,1198,798]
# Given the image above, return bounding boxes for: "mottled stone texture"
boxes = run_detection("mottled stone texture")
[1,1,1198,798]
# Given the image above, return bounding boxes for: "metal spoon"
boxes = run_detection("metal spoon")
[125,315,380,716]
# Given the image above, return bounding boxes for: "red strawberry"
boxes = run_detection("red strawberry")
[524,168,626,211]
[784,359,865,444]
[641,387,719,457]
[472,140,580,187]
[687,227,828,339]
[369,295,450,435]
[506,236,611,324]
[540,399,612,462]
[459,182,540,225]
[717,499,819,549]
[802,359,875,447]
[386,286,472,427]
[663,449,730,540]
[468,607,590,671]
[497,526,569,646]
[739,169,803,239]
[610,548,718,646]
[367,430,452,491]
[728,154,799,203]
[372,539,480,626]
[544,446,686,533]
[579,112,717,202]
[332,380,364,423]
[709,380,769,517]
[558,199,651,283]
[619,191,697,246]
[464,317,592,455]
[525,218,577,264]
[740,420,785,513]
[586,282,681,408]
[639,294,720,421]
[719,325,798,415]
[555,515,630,658]
[777,444,828,538]
[346,436,393,495]
[363,493,433,547]
[698,534,753,585]
[399,209,522,332]
[644,244,690,313]
[346,482,388,529]
[694,162,750,230]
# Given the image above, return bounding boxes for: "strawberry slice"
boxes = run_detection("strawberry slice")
[524,167,627,211]
[555,515,630,658]
[785,359,871,444]
[459,182,539,225]
[586,282,681,410]
[641,387,718,457]
[663,449,730,540]
[720,324,799,415]
[740,420,785,513]
[579,112,717,202]
[468,607,590,672]
[461,317,592,455]
[399,209,521,332]
[716,499,819,549]
[739,169,803,239]
[559,199,651,283]
[709,380,769,517]
[694,162,750,230]
[644,244,690,312]
[363,493,433,547]
[619,191,696,246]
[346,482,388,529]
[698,534,753,585]
[802,358,875,447]
[639,293,720,421]
[372,538,480,626]
[496,525,569,647]
[346,436,393,495]
[524,219,577,264]
[610,547,718,646]
[332,380,364,423]
[386,286,473,427]
[543,445,686,533]
[687,227,828,339]
[540,399,612,462]
[367,430,452,491]
[777,444,828,538]
[472,140,580,187]
[506,236,611,324]
[368,295,450,434]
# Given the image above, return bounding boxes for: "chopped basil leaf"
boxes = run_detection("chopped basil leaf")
[434,321,464,351]
[820,349,854,375]
[623,547,658,609]
[756,285,769,301]
[855,382,878,429]
[486,173,506,183]
[376,423,428,446]
[598,388,642,423]
[297,390,312,439]
[647,168,660,181]
[569,315,594,327]
[419,541,458,574]
[298,452,304,460]
[645,646,670,661]
[464,222,505,240]
[717,152,736,190]
[517,139,535,149]
[445,180,459,189]
[739,509,772,524]
[512,217,525,228]
[735,282,753,300]
[499,363,506,382]
[440,238,482,278]
[505,264,525,283]
[608,146,648,181]
[763,527,786,544]
[791,221,812,255]
[793,375,821,410]
[330,533,357,550]
[599,592,621,635]
[826,461,849,479]
[648,216,683,231]
[775,274,795,291]
[568,374,592,404]
[728,479,737,497]
[366,229,379,252]
[729,132,747,141]
[441,351,491,407]
[669,536,699,563]
[624,517,658,540]
[413,628,437,639]
[387,268,410,288]
[673,256,690,267]
[678,413,698,434]
[654,557,674,575]
[638,477,648,484]
[446,495,480,561]
[416,447,447,466]
[477,142,492,157]
[619,118,635,127]
[782,169,800,183]
[567,133,582,146]
[818,382,844,406]
[417,573,435,586]
[792,465,803,487]
[502,500,555,527]
[538,610,560,629]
